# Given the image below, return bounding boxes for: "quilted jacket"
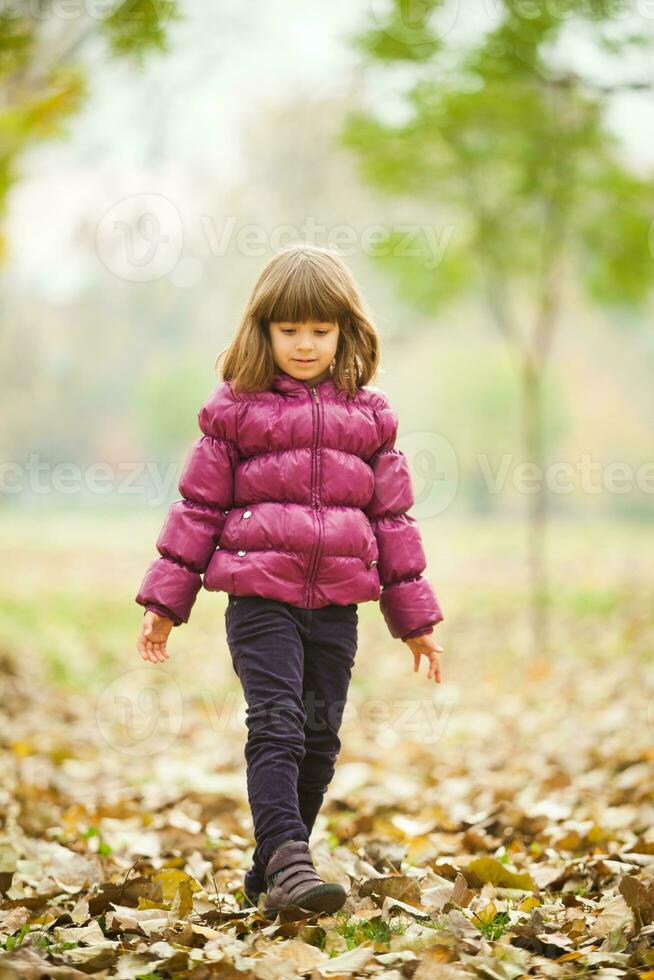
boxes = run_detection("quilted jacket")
[135,369,444,641]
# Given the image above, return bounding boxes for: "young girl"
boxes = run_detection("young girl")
[135,243,445,918]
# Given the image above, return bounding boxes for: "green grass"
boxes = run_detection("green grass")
[0,510,651,694]
[474,909,511,941]
[331,910,407,950]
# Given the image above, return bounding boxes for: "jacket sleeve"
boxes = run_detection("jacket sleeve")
[365,392,444,642]
[135,383,240,626]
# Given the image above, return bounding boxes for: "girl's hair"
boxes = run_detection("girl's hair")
[214,243,381,397]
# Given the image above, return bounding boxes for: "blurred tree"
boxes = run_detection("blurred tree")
[0,0,180,260]
[342,0,654,658]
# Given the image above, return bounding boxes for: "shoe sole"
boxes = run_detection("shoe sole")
[263,882,346,919]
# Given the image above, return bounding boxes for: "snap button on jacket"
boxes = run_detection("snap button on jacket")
[135,370,443,641]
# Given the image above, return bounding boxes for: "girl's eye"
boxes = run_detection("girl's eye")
[281,329,328,336]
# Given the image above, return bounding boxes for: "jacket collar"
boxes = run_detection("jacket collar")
[271,368,336,395]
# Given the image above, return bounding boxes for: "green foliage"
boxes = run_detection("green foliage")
[0,2,180,258]
[3,924,29,950]
[0,16,33,74]
[344,0,654,316]
[576,163,654,306]
[103,0,182,62]
[369,228,474,313]
[353,0,444,63]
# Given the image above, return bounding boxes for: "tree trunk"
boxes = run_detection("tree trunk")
[521,360,549,658]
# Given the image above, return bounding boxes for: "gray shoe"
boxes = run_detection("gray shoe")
[263,839,347,918]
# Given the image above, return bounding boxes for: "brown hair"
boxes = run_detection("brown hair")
[214,243,381,397]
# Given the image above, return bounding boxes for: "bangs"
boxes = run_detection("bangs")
[219,243,381,395]
[254,260,350,326]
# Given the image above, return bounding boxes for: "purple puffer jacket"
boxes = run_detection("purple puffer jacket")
[135,369,443,641]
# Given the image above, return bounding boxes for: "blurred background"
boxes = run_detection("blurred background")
[1,0,654,967]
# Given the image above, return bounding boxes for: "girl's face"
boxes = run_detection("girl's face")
[269,320,340,385]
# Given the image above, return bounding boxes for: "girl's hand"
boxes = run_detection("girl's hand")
[403,633,445,683]
[137,611,174,663]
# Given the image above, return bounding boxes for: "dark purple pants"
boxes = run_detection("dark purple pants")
[224,593,358,897]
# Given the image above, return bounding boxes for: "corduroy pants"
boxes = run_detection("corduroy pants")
[224,593,358,897]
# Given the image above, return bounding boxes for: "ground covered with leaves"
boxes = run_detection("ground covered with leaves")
[0,513,653,978]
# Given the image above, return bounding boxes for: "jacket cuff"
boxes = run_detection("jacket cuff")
[135,557,202,625]
[380,576,444,640]
[401,625,435,642]
[144,603,183,627]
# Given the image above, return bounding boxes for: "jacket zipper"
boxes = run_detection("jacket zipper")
[305,384,323,606]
